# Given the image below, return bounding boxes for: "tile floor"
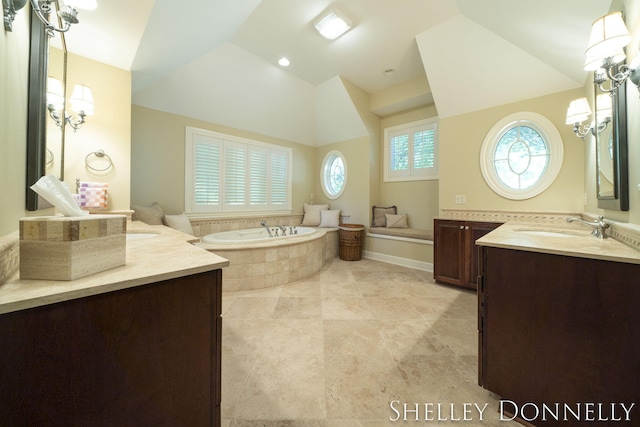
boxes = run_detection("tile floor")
[221,257,520,426]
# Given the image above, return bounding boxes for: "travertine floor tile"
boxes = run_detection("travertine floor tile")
[221,258,520,426]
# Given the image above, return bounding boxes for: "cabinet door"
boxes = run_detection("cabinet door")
[434,219,465,286]
[465,222,502,287]
[0,270,222,427]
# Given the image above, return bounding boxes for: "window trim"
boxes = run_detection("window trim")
[480,112,563,200]
[184,126,292,215]
[320,150,347,200]
[383,117,439,182]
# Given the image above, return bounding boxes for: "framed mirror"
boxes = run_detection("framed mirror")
[25,4,67,211]
[594,69,629,211]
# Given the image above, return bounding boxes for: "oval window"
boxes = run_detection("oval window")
[480,112,563,200]
[321,150,347,199]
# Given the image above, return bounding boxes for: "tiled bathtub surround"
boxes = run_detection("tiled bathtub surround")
[189,214,305,238]
[201,230,339,292]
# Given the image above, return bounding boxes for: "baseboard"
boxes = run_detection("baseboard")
[363,250,433,272]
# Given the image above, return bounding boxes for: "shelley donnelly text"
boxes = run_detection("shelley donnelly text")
[389,401,489,422]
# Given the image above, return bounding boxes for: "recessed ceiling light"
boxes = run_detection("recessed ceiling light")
[278,57,291,67]
[314,9,352,40]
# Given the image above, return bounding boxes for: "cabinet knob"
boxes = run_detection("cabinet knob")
[465,226,469,230]
[459,226,464,230]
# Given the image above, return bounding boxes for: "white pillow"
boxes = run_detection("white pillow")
[385,213,409,228]
[163,213,195,235]
[319,209,340,228]
[302,203,329,226]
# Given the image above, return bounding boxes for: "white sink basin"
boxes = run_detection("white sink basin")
[515,230,581,238]
[126,232,159,240]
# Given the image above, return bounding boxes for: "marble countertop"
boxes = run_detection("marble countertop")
[476,222,640,265]
[0,221,229,314]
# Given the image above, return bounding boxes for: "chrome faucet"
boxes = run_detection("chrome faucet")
[278,225,287,236]
[260,220,273,237]
[566,215,609,239]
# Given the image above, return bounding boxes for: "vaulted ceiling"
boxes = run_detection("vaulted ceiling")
[60,0,612,145]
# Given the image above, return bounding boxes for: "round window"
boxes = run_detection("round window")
[321,150,347,199]
[480,112,563,200]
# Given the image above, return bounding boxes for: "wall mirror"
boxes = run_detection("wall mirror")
[593,71,629,211]
[25,5,67,211]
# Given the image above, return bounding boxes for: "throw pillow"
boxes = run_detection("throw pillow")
[132,202,164,225]
[302,203,330,226]
[319,209,341,228]
[163,213,195,236]
[371,205,397,227]
[385,214,409,228]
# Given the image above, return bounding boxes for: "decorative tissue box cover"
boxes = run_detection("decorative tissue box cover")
[19,215,127,280]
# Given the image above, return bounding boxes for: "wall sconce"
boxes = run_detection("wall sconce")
[314,9,353,40]
[2,0,96,33]
[566,94,612,139]
[47,77,94,132]
[566,97,592,139]
[583,11,640,94]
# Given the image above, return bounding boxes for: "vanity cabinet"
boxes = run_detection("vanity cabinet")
[478,247,640,426]
[433,219,502,290]
[0,270,223,427]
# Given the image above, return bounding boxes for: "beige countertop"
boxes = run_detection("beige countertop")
[0,221,229,314]
[476,222,640,265]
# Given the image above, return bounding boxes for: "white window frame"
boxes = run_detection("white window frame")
[383,118,439,182]
[185,126,292,215]
[321,150,347,200]
[480,112,563,200]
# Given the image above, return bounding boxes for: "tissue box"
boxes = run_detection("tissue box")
[19,215,127,280]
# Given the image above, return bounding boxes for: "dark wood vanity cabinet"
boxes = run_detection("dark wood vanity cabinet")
[433,219,502,289]
[0,270,223,427]
[478,247,640,426]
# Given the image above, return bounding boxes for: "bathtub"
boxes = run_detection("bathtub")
[201,226,316,244]
[196,227,339,292]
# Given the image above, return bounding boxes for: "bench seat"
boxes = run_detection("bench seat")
[368,227,433,241]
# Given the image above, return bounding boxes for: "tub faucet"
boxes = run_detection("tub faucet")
[566,215,609,239]
[278,225,287,236]
[260,220,273,237]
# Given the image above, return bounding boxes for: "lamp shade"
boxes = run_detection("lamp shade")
[70,84,94,115]
[585,12,631,59]
[566,98,592,124]
[46,77,65,109]
[584,48,626,71]
[596,93,613,120]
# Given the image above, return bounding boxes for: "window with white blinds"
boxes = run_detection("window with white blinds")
[384,118,438,182]
[185,127,292,214]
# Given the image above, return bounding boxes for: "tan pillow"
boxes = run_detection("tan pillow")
[132,202,164,225]
[319,209,340,228]
[371,205,397,227]
[163,213,194,236]
[385,214,409,228]
[302,203,329,226]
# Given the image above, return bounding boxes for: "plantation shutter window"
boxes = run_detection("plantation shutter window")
[384,119,438,182]
[185,127,292,214]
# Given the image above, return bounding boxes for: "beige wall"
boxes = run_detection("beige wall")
[131,105,316,215]
[0,10,30,236]
[0,17,131,237]
[61,52,131,211]
[379,105,440,230]
[314,137,371,226]
[439,89,586,214]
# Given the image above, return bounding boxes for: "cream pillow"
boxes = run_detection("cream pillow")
[371,205,397,227]
[302,203,329,226]
[319,209,340,228]
[163,213,195,236]
[132,202,164,225]
[385,214,409,228]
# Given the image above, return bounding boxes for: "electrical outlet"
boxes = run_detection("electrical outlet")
[455,195,466,204]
